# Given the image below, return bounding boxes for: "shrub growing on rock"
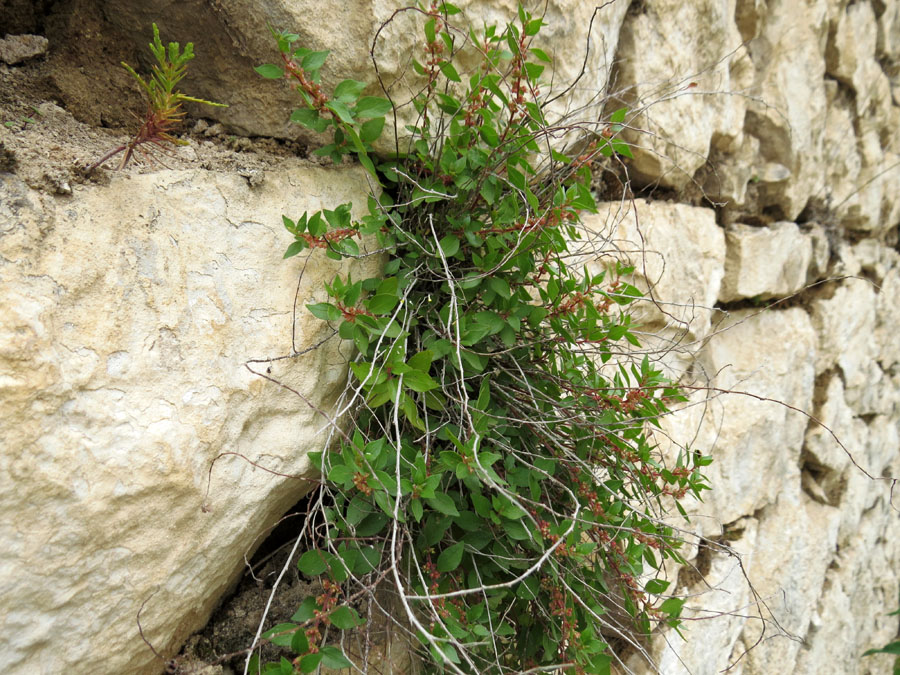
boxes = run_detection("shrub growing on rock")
[248,4,710,673]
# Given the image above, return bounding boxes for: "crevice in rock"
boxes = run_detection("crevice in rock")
[800,458,844,505]
[176,489,324,673]
[713,275,835,312]
[858,412,878,425]
[626,0,648,19]
[677,538,716,590]
[713,297,775,313]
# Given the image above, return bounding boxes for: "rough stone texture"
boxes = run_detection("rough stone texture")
[650,518,759,675]
[739,487,842,674]
[688,308,817,529]
[809,278,884,415]
[613,0,750,190]
[719,221,814,302]
[0,34,49,65]
[582,199,725,373]
[97,0,629,151]
[2,0,900,674]
[0,165,376,673]
[607,0,900,233]
[876,267,900,370]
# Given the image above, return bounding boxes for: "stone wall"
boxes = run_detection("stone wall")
[1,0,898,673]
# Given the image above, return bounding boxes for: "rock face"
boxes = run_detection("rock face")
[1,0,900,674]
[719,222,815,302]
[0,165,378,673]
[96,0,629,151]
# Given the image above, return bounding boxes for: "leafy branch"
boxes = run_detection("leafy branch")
[245,4,707,674]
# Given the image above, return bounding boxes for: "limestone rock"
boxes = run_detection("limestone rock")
[0,34,49,65]
[793,493,900,674]
[804,223,831,283]
[718,221,814,302]
[735,0,767,43]
[739,488,841,674]
[613,0,748,190]
[98,0,629,149]
[0,164,376,673]
[809,278,884,414]
[646,518,760,675]
[584,199,725,350]
[743,0,828,221]
[826,2,878,104]
[702,133,760,210]
[876,268,900,370]
[877,0,900,61]
[689,308,817,528]
[803,376,864,498]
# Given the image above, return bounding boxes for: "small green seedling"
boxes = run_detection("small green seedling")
[88,24,226,173]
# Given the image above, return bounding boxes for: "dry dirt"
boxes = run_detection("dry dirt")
[0,0,317,198]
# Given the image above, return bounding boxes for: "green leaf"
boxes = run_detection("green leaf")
[360,116,385,143]
[263,623,298,647]
[307,212,325,236]
[298,550,329,576]
[254,64,284,79]
[291,597,318,622]
[524,18,544,36]
[863,641,900,656]
[480,124,499,147]
[439,234,460,257]
[320,646,354,669]
[612,138,634,158]
[356,512,389,537]
[366,294,399,315]
[410,497,424,522]
[283,240,306,259]
[330,606,361,630]
[433,643,461,664]
[326,100,355,124]
[403,370,441,393]
[480,178,499,204]
[301,50,330,72]
[426,492,460,517]
[290,627,309,654]
[328,464,354,484]
[516,576,539,599]
[487,276,510,299]
[334,79,367,103]
[290,108,330,133]
[530,47,551,62]
[307,302,342,321]
[660,597,685,617]
[438,61,461,82]
[645,579,670,594]
[524,62,544,79]
[407,350,434,371]
[437,541,465,572]
[501,518,529,540]
[299,652,323,673]
[610,106,628,124]
[355,96,392,118]
[356,546,380,573]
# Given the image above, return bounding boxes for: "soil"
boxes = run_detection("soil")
[173,538,323,675]
[0,0,314,197]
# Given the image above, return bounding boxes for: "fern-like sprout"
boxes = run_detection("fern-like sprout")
[88,24,226,173]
